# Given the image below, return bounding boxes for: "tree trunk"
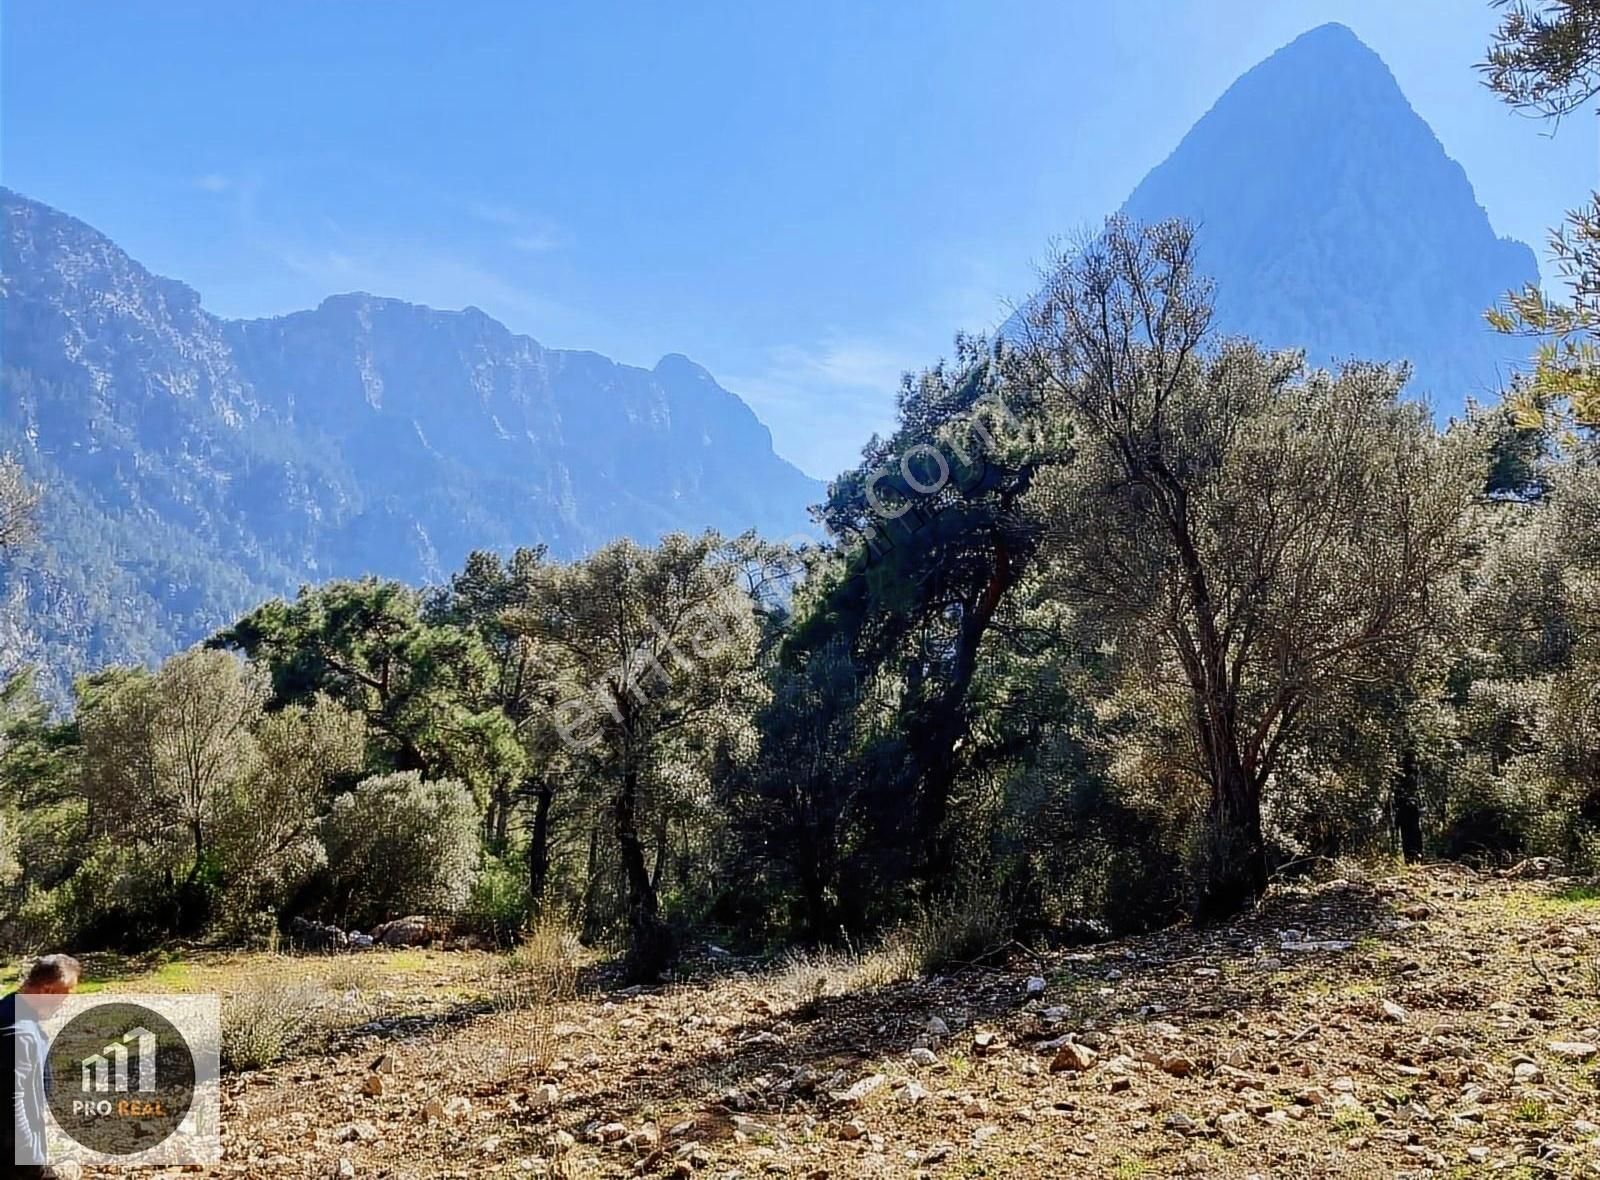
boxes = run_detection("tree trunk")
[1194,759,1268,922]
[911,538,1014,886]
[1395,744,1424,863]
[797,853,830,944]
[526,782,555,912]
[649,812,669,894]
[614,767,672,979]
[580,820,604,942]
[493,783,511,852]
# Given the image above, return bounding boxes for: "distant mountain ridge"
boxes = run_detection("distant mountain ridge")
[0,188,821,690]
[1119,22,1538,410]
[0,24,1546,691]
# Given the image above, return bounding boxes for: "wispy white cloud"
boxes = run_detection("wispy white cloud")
[510,232,561,254]
[466,199,570,254]
[724,335,921,478]
[274,240,575,332]
[722,258,1013,479]
[194,173,233,193]
[766,338,915,402]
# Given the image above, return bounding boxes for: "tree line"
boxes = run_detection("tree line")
[2,8,1596,978]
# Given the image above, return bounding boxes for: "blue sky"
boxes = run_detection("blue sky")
[3,1,1591,478]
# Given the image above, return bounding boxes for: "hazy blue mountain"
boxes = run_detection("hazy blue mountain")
[0,24,1544,691]
[0,189,821,691]
[1119,22,1538,411]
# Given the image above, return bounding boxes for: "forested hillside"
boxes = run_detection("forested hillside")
[3,211,1595,985]
[0,190,820,692]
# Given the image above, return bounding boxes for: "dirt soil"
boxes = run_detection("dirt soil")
[70,865,1600,1178]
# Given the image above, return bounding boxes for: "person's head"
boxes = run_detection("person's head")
[18,954,81,1016]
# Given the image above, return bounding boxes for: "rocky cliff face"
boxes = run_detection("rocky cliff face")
[1120,22,1538,410]
[0,189,820,689]
[0,24,1546,690]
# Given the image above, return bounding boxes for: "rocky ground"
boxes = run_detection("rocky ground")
[69,865,1600,1178]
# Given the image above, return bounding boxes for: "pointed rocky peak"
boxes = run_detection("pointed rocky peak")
[1120,24,1536,411]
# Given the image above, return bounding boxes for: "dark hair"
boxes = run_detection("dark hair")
[22,954,82,989]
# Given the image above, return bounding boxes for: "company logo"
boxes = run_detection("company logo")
[24,993,220,1166]
[81,1024,158,1093]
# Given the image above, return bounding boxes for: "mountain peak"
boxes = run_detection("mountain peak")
[1120,25,1535,411]
[654,352,711,379]
[1279,21,1378,58]
[1241,22,1409,110]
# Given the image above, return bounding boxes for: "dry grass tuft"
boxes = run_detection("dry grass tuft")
[771,892,1012,1001]
[221,975,330,1071]
[472,914,583,1077]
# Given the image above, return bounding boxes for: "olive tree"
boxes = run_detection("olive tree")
[320,771,481,928]
[1016,217,1481,917]
[213,694,365,919]
[79,650,268,885]
[77,648,364,931]
[506,533,762,979]
[1463,457,1600,863]
[1481,0,1600,433]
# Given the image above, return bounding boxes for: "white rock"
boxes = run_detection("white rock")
[838,1074,888,1104]
[897,1080,929,1106]
[1549,1041,1599,1061]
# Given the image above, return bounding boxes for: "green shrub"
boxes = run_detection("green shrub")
[1439,777,1539,863]
[38,839,188,949]
[239,910,281,952]
[320,772,480,929]
[2,882,68,951]
[464,854,529,945]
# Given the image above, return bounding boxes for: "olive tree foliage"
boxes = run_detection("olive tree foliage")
[75,647,364,933]
[320,771,481,929]
[211,695,365,918]
[505,532,764,979]
[1458,456,1600,864]
[1482,1,1600,434]
[1013,217,1483,917]
[79,649,269,878]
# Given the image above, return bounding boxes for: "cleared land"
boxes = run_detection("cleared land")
[28,865,1600,1179]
